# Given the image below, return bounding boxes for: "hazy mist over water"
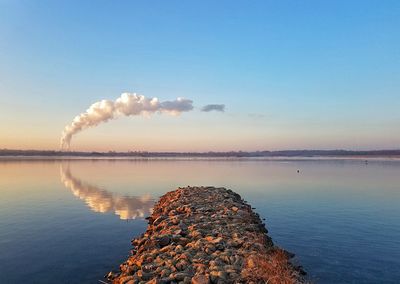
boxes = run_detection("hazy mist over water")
[0,159,399,283]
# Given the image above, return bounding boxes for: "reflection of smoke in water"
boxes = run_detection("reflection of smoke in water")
[60,165,155,220]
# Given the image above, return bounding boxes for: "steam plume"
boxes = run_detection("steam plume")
[61,92,193,149]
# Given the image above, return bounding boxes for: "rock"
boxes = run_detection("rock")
[178,252,190,260]
[160,245,171,253]
[247,257,256,269]
[105,271,115,280]
[158,236,171,247]
[215,243,225,251]
[119,275,135,284]
[145,278,158,284]
[230,238,243,248]
[210,237,223,244]
[209,270,227,283]
[159,278,172,284]
[217,271,227,280]
[174,272,192,281]
[153,216,167,225]
[137,270,154,281]
[160,268,171,278]
[191,275,210,284]
[190,230,202,238]
[175,259,189,271]
[177,237,190,246]
[175,245,184,253]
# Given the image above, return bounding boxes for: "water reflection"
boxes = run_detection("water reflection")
[60,165,154,220]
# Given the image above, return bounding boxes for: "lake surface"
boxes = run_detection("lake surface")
[0,158,399,283]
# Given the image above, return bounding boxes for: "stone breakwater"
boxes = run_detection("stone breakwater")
[106,186,305,284]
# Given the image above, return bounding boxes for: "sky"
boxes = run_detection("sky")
[0,0,399,151]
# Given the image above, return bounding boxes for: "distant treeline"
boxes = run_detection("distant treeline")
[1,149,400,157]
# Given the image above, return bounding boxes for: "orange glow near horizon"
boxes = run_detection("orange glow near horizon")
[1,112,399,152]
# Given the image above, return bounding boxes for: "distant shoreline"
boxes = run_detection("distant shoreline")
[0,149,400,162]
[1,149,400,159]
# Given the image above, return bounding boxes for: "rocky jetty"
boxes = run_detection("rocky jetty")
[106,186,305,284]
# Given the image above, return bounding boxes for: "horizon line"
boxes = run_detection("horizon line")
[1,148,400,156]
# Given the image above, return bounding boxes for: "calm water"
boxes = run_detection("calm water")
[0,158,399,283]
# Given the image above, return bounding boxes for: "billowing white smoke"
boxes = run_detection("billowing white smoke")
[60,92,193,149]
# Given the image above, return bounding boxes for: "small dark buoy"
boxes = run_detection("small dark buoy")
[297,169,300,173]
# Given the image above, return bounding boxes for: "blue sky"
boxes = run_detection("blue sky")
[0,0,399,151]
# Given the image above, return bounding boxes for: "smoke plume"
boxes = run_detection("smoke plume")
[61,92,193,149]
